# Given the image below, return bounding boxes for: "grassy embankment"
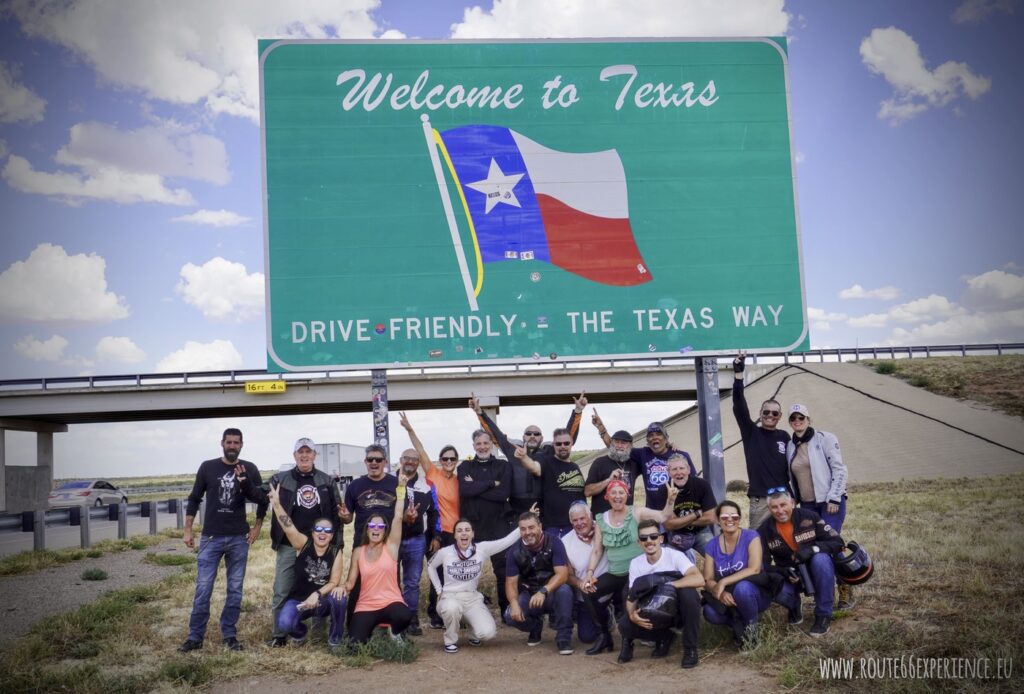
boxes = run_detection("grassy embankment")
[0,474,1021,692]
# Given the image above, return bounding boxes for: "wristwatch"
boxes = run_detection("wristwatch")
[538,586,549,596]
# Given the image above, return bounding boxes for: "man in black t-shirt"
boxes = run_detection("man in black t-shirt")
[517,428,586,537]
[179,428,262,653]
[341,444,398,547]
[646,453,717,557]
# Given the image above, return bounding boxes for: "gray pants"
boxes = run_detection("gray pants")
[271,544,297,638]
[748,496,771,530]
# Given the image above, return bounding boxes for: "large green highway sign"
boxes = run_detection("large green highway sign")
[260,39,807,372]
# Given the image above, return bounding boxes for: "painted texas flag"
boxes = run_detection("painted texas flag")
[436,124,652,287]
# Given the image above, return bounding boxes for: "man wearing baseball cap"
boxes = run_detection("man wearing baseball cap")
[254,437,345,647]
[584,429,640,514]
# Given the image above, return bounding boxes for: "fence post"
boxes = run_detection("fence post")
[149,502,158,535]
[176,499,185,529]
[80,506,91,548]
[33,510,46,551]
[997,344,1003,356]
[117,500,128,540]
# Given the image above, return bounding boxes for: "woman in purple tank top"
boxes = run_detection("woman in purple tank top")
[701,500,772,649]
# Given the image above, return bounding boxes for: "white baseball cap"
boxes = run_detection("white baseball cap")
[788,404,810,418]
[293,437,317,453]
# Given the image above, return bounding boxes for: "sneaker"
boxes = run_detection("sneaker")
[468,637,482,646]
[223,637,244,651]
[406,621,423,637]
[557,640,574,655]
[429,615,445,630]
[527,625,543,646]
[177,639,203,653]
[787,604,804,625]
[810,616,831,637]
[681,647,699,669]
[444,643,459,653]
[266,636,287,648]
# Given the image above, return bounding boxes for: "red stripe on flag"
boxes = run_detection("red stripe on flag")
[536,194,653,286]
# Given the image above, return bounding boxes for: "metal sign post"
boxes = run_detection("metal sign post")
[695,356,726,506]
[371,370,390,470]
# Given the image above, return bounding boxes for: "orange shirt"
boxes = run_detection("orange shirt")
[426,466,460,533]
[775,519,798,552]
[354,546,404,612]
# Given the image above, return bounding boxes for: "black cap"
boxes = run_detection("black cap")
[646,422,667,436]
[611,430,633,442]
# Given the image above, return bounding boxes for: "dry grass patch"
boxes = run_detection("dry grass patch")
[863,355,1024,418]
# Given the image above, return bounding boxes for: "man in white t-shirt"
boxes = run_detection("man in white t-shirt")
[562,501,618,654]
[617,518,704,669]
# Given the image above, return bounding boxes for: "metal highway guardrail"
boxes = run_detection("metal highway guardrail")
[1,342,1020,392]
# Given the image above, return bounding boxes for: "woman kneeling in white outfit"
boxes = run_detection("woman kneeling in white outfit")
[427,517,521,653]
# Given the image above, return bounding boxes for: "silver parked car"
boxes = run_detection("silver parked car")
[49,480,128,508]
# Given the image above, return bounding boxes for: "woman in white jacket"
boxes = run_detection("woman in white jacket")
[786,403,854,609]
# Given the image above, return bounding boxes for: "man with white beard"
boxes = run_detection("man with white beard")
[584,429,639,515]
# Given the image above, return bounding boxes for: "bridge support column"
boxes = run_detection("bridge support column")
[371,370,391,471]
[695,357,726,508]
[0,419,68,514]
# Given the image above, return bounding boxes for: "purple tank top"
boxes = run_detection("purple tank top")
[707,528,759,580]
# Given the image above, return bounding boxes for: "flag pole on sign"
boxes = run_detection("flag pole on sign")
[421,114,479,312]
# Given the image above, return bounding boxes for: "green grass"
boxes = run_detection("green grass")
[80,568,108,581]
[0,531,177,576]
[143,552,194,567]
[338,630,420,667]
[864,355,1024,418]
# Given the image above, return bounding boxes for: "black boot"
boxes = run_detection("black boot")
[651,632,674,658]
[617,638,634,663]
[585,631,613,655]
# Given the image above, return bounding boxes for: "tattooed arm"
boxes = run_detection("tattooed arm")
[268,482,307,551]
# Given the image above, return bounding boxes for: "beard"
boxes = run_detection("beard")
[606,446,631,463]
[223,450,239,463]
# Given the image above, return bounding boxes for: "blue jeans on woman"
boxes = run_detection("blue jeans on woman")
[187,534,249,642]
[703,579,772,629]
[278,594,347,646]
[805,497,846,534]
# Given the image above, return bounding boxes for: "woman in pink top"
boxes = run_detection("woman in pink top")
[343,471,414,643]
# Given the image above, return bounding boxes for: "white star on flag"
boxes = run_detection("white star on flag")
[466,159,524,213]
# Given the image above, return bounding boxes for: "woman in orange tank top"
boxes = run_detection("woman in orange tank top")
[343,471,414,643]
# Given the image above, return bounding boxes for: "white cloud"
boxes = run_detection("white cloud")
[176,257,265,320]
[14,334,68,361]
[0,243,129,322]
[2,154,195,206]
[888,309,1024,345]
[156,339,243,372]
[95,336,146,364]
[807,306,847,331]
[0,61,46,124]
[8,0,382,123]
[172,209,251,227]
[952,0,1018,24]
[55,121,229,185]
[450,0,789,38]
[962,269,1024,310]
[860,27,991,125]
[794,151,805,165]
[379,29,407,39]
[838,283,900,301]
[847,312,889,329]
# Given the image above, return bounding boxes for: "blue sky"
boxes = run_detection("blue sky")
[0,0,1021,477]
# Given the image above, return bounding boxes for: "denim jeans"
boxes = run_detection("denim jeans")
[804,498,847,535]
[503,585,574,643]
[277,594,347,646]
[702,579,772,629]
[187,534,249,642]
[399,534,427,616]
[775,553,837,617]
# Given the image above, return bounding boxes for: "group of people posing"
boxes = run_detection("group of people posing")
[178,353,853,671]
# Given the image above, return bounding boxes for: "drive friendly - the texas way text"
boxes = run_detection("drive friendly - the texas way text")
[290,305,785,344]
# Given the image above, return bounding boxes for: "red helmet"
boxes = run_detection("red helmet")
[832,541,874,586]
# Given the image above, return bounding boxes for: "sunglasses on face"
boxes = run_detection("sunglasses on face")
[789,414,806,421]
[638,533,661,542]
[367,522,386,530]
[313,525,334,533]
[718,515,740,522]
[553,441,572,447]
[524,431,542,437]
[761,409,781,417]
[400,455,419,461]
[365,457,385,463]
[440,456,458,462]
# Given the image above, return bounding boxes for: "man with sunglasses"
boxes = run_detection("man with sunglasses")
[341,445,398,547]
[473,392,586,518]
[617,518,705,668]
[732,352,791,529]
[395,447,439,636]
[254,437,345,648]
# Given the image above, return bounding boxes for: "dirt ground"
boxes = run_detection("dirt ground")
[212,622,776,694]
